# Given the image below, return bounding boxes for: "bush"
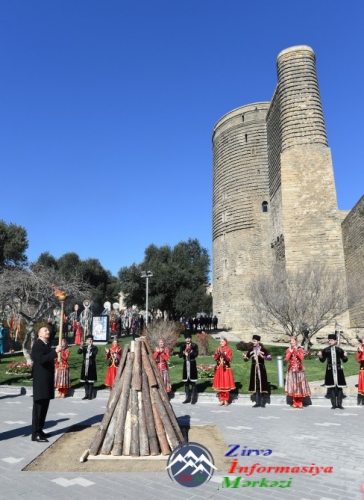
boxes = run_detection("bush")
[197,364,215,379]
[236,341,253,352]
[6,361,33,375]
[195,332,212,356]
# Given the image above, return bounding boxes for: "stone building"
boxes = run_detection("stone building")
[212,45,363,335]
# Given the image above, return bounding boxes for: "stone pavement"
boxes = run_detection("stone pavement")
[1,385,363,500]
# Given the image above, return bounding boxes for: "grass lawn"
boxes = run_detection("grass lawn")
[0,335,359,395]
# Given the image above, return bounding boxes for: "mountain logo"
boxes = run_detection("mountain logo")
[166,441,216,487]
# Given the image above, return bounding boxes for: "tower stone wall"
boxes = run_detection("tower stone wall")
[273,46,346,273]
[212,45,358,333]
[342,196,364,327]
[212,103,272,328]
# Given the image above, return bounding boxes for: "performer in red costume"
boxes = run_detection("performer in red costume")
[213,337,235,406]
[74,321,83,345]
[153,338,171,393]
[104,339,122,388]
[356,338,364,404]
[54,338,71,398]
[285,336,311,409]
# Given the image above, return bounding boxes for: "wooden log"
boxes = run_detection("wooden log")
[114,343,130,383]
[99,360,129,455]
[129,388,139,456]
[122,409,131,455]
[151,387,180,450]
[79,449,89,462]
[151,390,170,455]
[100,410,117,455]
[141,369,160,456]
[144,339,185,444]
[131,339,142,390]
[141,342,157,387]
[89,346,130,456]
[138,391,149,456]
[111,352,134,455]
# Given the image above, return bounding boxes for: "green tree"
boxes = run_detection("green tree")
[35,251,59,269]
[118,239,211,318]
[0,220,28,268]
[33,252,120,314]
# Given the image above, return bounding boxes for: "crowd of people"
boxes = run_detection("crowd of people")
[180,315,218,331]
[29,325,362,443]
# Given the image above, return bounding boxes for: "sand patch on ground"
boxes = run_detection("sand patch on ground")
[23,425,230,473]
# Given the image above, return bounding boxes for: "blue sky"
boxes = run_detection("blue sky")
[1,1,363,276]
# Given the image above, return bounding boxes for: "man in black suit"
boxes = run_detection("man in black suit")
[31,326,62,442]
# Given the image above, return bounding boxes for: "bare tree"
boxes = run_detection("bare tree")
[0,264,91,363]
[146,320,182,354]
[245,262,354,347]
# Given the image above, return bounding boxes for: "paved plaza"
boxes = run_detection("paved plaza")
[0,384,363,500]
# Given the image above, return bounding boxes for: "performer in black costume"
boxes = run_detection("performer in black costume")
[179,333,199,404]
[319,333,348,409]
[78,334,98,400]
[243,334,272,408]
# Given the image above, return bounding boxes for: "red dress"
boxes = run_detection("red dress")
[54,348,71,396]
[104,346,122,387]
[356,348,364,396]
[75,323,83,345]
[285,347,310,408]
[153,348,171,392]
[212,346,235,402]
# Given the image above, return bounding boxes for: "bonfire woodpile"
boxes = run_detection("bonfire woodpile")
[88,337,185,458]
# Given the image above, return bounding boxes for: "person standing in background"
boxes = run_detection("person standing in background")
[78,334,98,400]
[54,338,71,398]
[356,338,364,405]
[104,338,122,388]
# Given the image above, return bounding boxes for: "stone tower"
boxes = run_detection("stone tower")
[268,46,346,272]
[212,45,348,331]
[212,103,272,328]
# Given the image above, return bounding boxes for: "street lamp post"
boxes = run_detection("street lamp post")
[141,271,153,326]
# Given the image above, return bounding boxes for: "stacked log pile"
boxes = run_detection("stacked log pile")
[88,337,185,458]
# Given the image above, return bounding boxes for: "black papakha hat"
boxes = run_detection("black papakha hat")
[328,334,336,340]
[86,334,93,340]
[252,335,261,341]
[184,331,192,339]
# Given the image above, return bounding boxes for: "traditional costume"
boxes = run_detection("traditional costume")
[212,339,235,405]
[179,333,198,404]
[153,344,172,393]
[285,342,310,408]
[356,343,364,404]
[104,343,122,388]
[244,335,271,407]
[74,322,83,345]
[319,333,348,409]
[78,335,98,400]
[54,344,71,397]
[0,324,4,354]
